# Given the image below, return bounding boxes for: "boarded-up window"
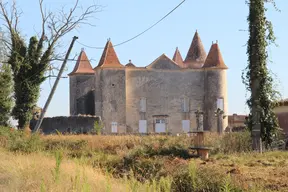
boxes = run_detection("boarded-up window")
[182,120,190,133]
[140,97,146,112]
[155,119,166,133]
[139,120,147,133]
[181,97,189,112]
[217,98,224,111]
[111,122,118,133]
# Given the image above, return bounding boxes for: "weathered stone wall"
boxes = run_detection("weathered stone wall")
[203,69,228,132]
[100,69,126,133]
[69,75,95,115]
[75,76,95,99]
[34,116,100,134]
[69,76,77,115]
[69,66,228,135]
[94,69,102,117]
[125,68,205,134]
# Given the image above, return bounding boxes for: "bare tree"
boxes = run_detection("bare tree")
[0,0,100,129]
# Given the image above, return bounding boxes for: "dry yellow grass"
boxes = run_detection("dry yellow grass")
[0,148,130,192]
[198,152,288,191]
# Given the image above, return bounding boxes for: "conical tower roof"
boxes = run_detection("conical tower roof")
[203,42,228,69]
[172,47,185,68]
[184,30,207,68]
[68,49,94,76]
[96,39,124,68]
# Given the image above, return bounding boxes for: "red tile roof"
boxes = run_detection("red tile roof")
[172,47,185,68]
[184,30,207,68]
[95,39,124,68]
[203,42,228,69]
[68,49,94,76]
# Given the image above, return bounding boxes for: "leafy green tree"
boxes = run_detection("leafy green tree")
[242,0,280,149]
[0,63,13,126]
[0,0,99,129]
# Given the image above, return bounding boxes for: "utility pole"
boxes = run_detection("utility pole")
[33,36,78,132]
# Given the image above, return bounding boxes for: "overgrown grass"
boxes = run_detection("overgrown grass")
[0,126,287,191]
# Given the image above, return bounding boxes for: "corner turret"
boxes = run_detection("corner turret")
[203,41,228,133]
[68,49,95,115]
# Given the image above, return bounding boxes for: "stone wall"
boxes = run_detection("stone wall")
[31,116,100,134]
[125,68,205,134]
[69,75,95,115]
[99,68,126,133]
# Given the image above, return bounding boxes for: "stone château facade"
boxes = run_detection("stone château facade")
[68,31,228,134]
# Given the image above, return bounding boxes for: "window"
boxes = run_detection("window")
[111,122,118,133]
[217,98,224,111]
[139,120,147,133]
[140,97,146,112]
[181,97,189,112]
[156,119,165,124]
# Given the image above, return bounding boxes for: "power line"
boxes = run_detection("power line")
[2,1,187,84]
[76,0,186,49]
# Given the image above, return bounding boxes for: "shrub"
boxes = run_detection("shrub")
[211,131,252,154]
[0,126,44,153]
[93,121,103,135]
[171,161,242,192]
[8,132,44,153]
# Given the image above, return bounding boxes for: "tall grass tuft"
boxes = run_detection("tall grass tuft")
[52,150,63,183]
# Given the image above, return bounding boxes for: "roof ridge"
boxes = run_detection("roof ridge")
[146,53,180,69]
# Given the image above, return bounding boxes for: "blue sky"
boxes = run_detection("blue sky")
[2,0,287,117]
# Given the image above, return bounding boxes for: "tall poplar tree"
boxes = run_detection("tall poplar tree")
[0,63,13,126]
[0,30,13,126]
[243,0,280,149]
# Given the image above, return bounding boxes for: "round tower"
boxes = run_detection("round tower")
[203,42,228,133]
